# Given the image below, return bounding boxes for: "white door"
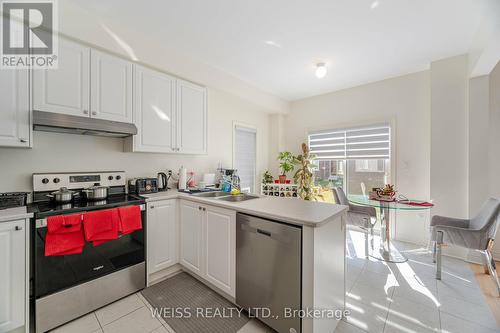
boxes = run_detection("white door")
[91,50,133,123]
[0,69,30,147]
[204,205,236,297]
[147,200,178,275]
[176,79,207,154]
[179,200,203,276]
[32,37,90,117]
[0,220,26,332]
[133,65,176,152]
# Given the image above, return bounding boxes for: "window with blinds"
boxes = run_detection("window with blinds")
[308,124,391,160]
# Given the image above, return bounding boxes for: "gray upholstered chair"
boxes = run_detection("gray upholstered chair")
[431,198,500,295]
[333,187,377,258]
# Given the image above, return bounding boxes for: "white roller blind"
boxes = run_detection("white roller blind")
[234,126,256,193]
[309,124,390,160]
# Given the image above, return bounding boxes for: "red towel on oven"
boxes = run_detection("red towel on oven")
[83,209,120,246]
[118,206,142,235]
[45,214,85,256]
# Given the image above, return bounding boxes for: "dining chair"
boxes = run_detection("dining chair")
[431,198,500,295]
[333,187,377,258]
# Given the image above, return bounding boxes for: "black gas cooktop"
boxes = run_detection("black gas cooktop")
[30,194,145,218]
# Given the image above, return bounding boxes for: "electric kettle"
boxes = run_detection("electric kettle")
[157,172,168,191]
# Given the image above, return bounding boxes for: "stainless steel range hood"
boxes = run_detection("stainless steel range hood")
[33,111,137,138]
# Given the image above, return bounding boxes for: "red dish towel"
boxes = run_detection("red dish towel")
[83,209,120,246]
[118,206,142,235]
[45,214,85,256]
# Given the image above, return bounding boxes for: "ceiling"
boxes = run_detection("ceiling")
[70,0,494,101]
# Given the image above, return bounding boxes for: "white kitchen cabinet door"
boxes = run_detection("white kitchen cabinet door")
[132,65,176,152]
[32,37,90,117]
[91,50,133,123]
[0,69,30,148]
[176,79,207,154]
[0,220,26,332]
[179,200,203,276]
[204,205,236,297]
[147,200,178,275]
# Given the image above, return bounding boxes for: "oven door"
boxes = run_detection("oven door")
[33,205,146,299]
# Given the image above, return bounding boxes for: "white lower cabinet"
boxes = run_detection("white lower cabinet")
[179,200,204,276]
[204,205,236,297]
[147,199,178,275]
[179,200,236,297]
[0,219,28,332]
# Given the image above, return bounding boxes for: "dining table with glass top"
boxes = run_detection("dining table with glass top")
[347,195,433,263]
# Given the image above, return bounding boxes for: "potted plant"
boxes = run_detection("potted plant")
[262,170,274,184]
[277,151,294,184]
[293,143,317,200]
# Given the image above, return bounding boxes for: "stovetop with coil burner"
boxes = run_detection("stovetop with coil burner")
[30,171,145,218]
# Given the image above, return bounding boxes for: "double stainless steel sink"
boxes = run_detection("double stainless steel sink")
[192,191,259,202]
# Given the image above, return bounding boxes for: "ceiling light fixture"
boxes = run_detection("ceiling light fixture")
[315,63,327,78]
[370,0,380,9]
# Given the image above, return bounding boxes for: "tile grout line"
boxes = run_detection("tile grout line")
[93,312,104,332]
[99,303,145,329]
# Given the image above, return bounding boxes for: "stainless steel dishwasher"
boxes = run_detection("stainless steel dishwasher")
[236,213,302,333]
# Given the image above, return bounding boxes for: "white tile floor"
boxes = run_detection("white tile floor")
[341,229,500,333]
[50,228,499,333]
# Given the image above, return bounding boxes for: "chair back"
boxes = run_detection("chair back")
[470,198,500,239]
[334,187,350,206]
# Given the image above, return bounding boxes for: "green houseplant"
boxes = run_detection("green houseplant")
[277,151,295,183]
[262,170,274,184]
[293,143,317,200]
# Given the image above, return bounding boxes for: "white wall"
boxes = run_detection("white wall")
[285,71,432,244]
[0,88,270,193]
[430,55,469,220]
[469,76,490,216]
[487,62,500,257]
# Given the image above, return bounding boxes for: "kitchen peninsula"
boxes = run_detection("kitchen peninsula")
[143,190,348,333]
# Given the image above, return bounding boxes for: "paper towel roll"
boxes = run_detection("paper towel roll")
[178,166,187,190]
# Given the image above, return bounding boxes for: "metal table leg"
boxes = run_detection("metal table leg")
[369,206,408,263]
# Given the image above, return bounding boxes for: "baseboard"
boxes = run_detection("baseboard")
[147,264,183,287]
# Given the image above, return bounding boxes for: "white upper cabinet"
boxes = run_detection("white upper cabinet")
[0,69,31,148]
[204,205,236,297]
[0,220,27,332]
[179,200,204,276]
[33,37,90,117]
[131,65,176,153]
[147,199,178,275]
[90,50,133,122]
[176,79,207,154]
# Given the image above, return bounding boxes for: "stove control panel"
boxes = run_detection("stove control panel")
[33,171,126,191]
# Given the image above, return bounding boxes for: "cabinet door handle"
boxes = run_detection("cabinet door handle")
[150,206,155,209]
[19,138,27,143]
[92,111,97,116]
[15,226,23,231]
[202,207,206,211]
[83,110,89,115]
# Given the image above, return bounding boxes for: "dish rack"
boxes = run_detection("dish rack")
[261,183,298,198]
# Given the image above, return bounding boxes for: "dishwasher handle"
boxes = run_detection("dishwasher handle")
[256,228,271,237]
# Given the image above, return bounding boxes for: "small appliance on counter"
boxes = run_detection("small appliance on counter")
[128,177,158,194]
[157,171,171,191]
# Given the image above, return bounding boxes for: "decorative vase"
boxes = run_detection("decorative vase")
[279,175,287,184]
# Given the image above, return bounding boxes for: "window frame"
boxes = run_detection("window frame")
[232,122,257,193]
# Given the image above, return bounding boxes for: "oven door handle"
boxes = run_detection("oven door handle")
[35,204,145,229]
